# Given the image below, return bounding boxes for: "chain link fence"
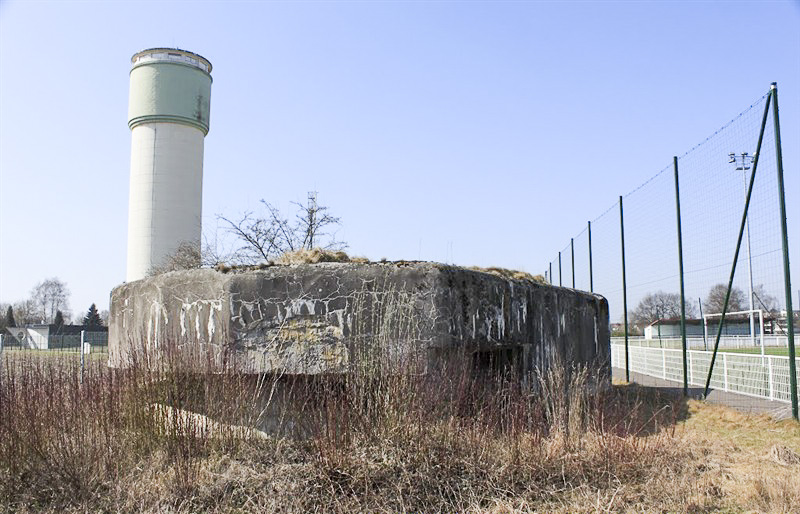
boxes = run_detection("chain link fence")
[0,329,108,355]
[544,83,798,418]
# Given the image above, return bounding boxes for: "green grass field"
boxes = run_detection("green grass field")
[716,347,793,357]
[1,347,109,360]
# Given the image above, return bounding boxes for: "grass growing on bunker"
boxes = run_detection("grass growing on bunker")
[1,347,799,513]
[206,247,551,287]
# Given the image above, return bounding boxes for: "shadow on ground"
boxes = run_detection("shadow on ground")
[613,366,795,420]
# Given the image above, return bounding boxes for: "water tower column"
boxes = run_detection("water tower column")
[125,48,212,281]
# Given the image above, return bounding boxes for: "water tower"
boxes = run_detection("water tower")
[125,48,212,281]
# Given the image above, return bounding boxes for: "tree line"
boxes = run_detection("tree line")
[629,283,779,327]
[0,277,106,333]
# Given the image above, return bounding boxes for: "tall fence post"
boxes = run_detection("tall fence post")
[588,221,594,293]
[558,252,562,287]
[570,238,575,288]
[549,262,553,285]
[705,90,771,399]
[673,156,688,396]
[619,196,630,382]
[770,82,798,420]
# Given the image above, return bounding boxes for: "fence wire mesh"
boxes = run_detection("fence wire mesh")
[545,87,797,414]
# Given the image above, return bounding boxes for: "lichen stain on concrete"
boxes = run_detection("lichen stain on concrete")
[177,299,223,344]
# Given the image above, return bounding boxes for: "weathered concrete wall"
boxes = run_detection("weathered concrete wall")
[109,263,609,375]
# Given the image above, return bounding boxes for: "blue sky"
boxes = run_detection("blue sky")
[1,0,799,317]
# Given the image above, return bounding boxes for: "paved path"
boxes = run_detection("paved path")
[612,367,795,420]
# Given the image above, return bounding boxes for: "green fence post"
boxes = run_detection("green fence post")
[558,252,562,287]
[588,221,593,293]
[571,238,575,288]
[674,156,688,395]
[620,196,630,382]
[770,82,798,420]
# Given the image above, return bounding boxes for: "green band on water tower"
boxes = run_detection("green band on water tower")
[127,48,212,135]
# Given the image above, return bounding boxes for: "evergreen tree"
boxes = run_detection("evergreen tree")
[83,303,103,328]
[5,306,15,328]
[53,310,65,328]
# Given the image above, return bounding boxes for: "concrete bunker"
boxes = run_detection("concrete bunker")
[109,261,610,378]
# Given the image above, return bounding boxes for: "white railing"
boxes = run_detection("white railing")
[612,335,789,351]
[133,51,210,72]
[611,342,800,403]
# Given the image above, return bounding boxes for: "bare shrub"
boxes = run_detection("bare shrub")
[219,197,346,266]
[4,337,790,512]
[148,241,202,276]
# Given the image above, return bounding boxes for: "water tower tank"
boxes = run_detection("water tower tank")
[125,48,212,281]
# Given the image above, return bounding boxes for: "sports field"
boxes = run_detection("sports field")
[717,347,793,357]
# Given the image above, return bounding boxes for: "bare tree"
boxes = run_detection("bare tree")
[200,232,235,268]
[631,291,698,326]
[704,284,746,315]
[752,284,779,312]
[148,241,203,276]
[0,303,11,332]
[218,195,345,265]
[147,233,238,276]
[217,205,287,264]
[29,278,70,324]
[12,299,37,325]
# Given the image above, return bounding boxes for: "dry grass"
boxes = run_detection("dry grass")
[1,349,798,513]
[276,248,365,265]
[211,249,550,285]
[467,266,547,284]
[214,248,368,271]
[671,399,800,512]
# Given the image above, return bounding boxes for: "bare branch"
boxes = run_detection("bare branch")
[630,291,698,326]
[148,242,202,276]
[216,195,346,266]
[28,278,71,324]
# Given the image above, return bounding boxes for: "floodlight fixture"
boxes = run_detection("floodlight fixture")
[729,151,754,171]
[728,151,757,348]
